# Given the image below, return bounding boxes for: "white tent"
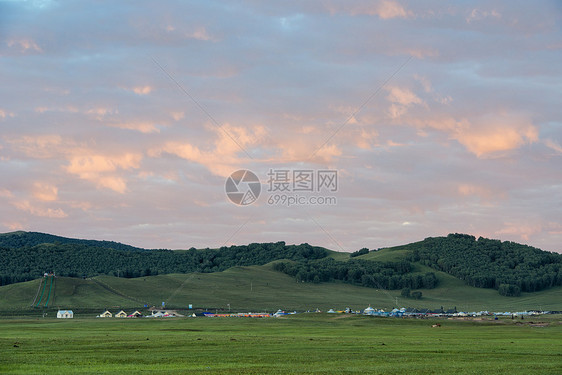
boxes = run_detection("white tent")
[57,310,74,319]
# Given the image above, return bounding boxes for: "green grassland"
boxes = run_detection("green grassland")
[1,314,561,374]
[1,259,561,315]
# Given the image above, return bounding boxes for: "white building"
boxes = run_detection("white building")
[57,310,74,319]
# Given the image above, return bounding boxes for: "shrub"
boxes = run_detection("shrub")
[350,248,369,257]
[498,284,521,297]
[411,291,422,299]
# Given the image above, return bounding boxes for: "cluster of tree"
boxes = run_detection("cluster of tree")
[400,288,423,299]
[272,258,438,290]
[0,240,327,286]
[349,248,370,257]
[408,233,562,295]
[498,284,521,297]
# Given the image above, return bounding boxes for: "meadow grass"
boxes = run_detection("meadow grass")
[1,314,560,374]
[2,263,561,314]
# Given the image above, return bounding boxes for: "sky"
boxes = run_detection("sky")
[1,0,561,253]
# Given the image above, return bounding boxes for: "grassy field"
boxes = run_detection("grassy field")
[1,314,560,374]
[1,261,562,315]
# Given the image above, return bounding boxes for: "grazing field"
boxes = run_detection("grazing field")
[1,314,561,374]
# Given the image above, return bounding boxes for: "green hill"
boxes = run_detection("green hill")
[0,231,561,314]
[0,234,327,284]
[1,263,561,314]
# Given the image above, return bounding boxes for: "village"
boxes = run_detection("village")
[54,306,552,319]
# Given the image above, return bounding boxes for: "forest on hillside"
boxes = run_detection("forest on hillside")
[0,231,146,252]
[273,258,438,290]
[1,232,561,296]
[409,234,562,296]
[0,240,326,286]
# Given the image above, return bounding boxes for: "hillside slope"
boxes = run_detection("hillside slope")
[1,263,561,313]
[0,234,327,284]
[1,231,560,299]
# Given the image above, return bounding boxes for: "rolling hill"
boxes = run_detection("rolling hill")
[0,231,561,314]
[1,263,561,314]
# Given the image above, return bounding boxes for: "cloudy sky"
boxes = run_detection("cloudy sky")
[1,0,561,253]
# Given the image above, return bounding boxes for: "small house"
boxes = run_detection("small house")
[98,310,112,318]
[57,310,74,319]
[128,311,142,318]
[115,310,127,318]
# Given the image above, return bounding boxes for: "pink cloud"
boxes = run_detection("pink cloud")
[3,222,24,231]
[187,27,215,41]
[408,112,539,157]
[170,112,184,121]
[108,121,161,134]
[13,200,68,219]
[544,139,562,154]
[149,124,266,177]
[332,0,413,19]
[7,39,43,53]
[356,129,379,149]
[131,86,152,95]
[496,222,542,242]
[0,109,15,119]
[68,201,93,211]
[6,135,65,159]
[33,182,58,202]
[0,189,13,198]
[309,143,343,162]
[387,86,423,106]
[96,176,128,194]
[85,107,115,119]
[454,120,538,157]
[150,141,203,161]
[65,152,142,193]
[386,86,424,119]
